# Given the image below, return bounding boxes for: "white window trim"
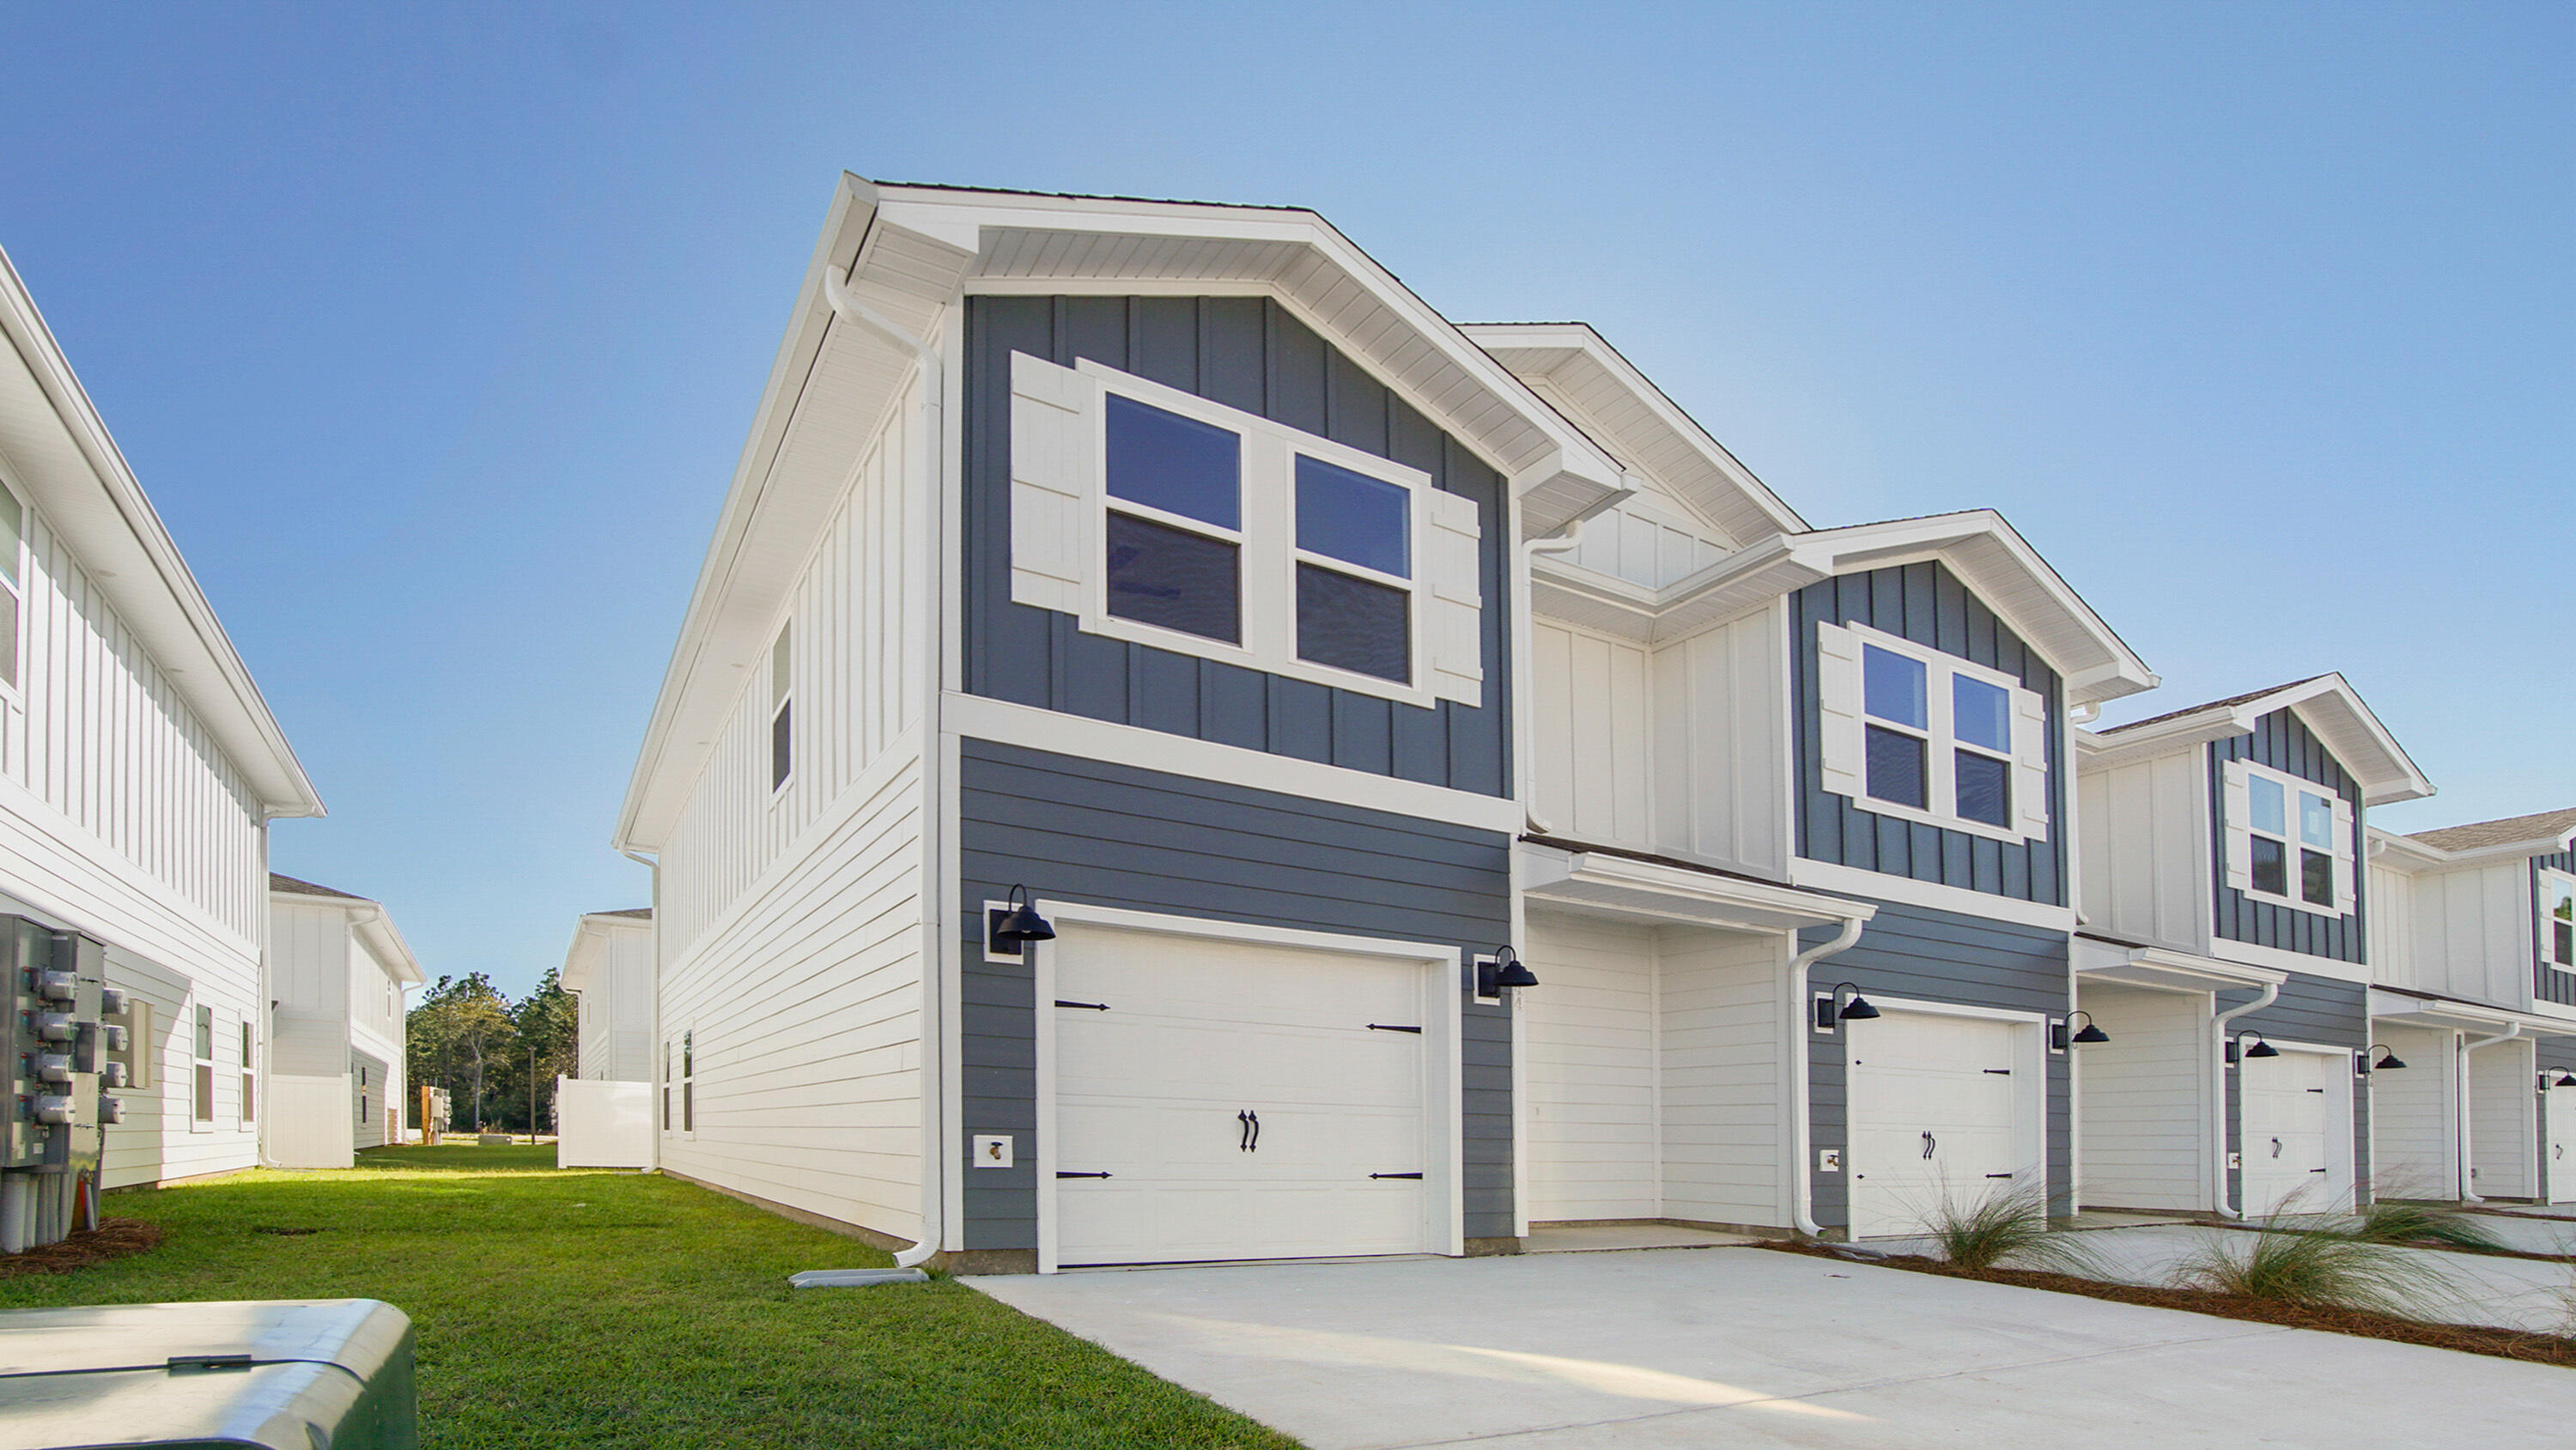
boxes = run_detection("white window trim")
[1822,620,2048,845]
[189,1000,215,1134]
[0,474,25,702]
[1014,352,1467,710]
[2221,757,2354,919]
[2540,867,2576,976]
[768,622,793,798]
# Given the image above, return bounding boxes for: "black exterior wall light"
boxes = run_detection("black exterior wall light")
[986,884,1056,958]
[2229,1030,2280,1064]
[2366,1042,2407,1071]
[2052,1011,2111,1051]
[2554,1072,2576,1088]
[1814,981,1879,1031]
[1477,946,1540,998]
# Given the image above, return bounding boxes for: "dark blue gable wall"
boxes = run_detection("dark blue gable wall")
[964,294,1510,796]
[2216,972,2373,1206]
[2536,848,2576,1009]
[1790,562,2068,906]
[2207,707,2366,964]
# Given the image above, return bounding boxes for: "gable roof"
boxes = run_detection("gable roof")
[617,174,1633,851]
[1458,322,1807,548]
[2408,806,2576,857]
[2084,673,2434,805]
[1531,508,2159,705]
[267,871,422,985]
[270,872,368,902]
[0,249,322,818]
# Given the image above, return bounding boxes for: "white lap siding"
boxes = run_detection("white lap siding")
[1656,929,1785,1229]
[2075,986,2208,1212]
[1522,913,1657,1222]
[2369,1026,2455,1199]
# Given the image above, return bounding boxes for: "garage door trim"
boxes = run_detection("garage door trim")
[1030,900,1466,1273]
[2237,1035,2358,1217]
[1843,996,2049,1241]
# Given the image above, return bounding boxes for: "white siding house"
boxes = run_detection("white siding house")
[0,245,324,1196]
[562,908,654,1083]
[265,874,422,1168]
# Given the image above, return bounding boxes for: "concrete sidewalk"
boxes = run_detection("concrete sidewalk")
[2018,1223,2576,1332]
[969,1247,2575,1449]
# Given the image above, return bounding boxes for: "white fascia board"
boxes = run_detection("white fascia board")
[2075,711,2246,774]
[1518,840,1872,932]
[2368,989,2575,1037]
[2270,675,2435,805]
[2074,937,2287,994]
[0,251,322,818]
[1460,322,1808,544]
[354,908,424,987]
[561,910,649,995]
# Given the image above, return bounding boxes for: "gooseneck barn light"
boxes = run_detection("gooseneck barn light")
[986,885,1056,957]
[2229,1030,2280,1064]
[2555,1072,2576,1089]
[2052,1010,2111,1051]
[1814,981,1879,1031]
[2367,1043,2407,1071]
[1476,945,1540,998]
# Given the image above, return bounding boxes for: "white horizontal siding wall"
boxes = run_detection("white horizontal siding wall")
[1529,621,1651,850]
[2077,752,2202,952]
[2368,860,2415,987]
[97,932,260,1188]
[266,901,349,1079]
[574,924,656,1084]
[2369,1025,2455,1200]
[2074,986,2206,1211]
[1659,926,1786,1229]
[1649,605,1784,877]
[2409,863,2532,1010]
[2470,1036,2537,1199]
[659,753,926,1240]
[1522,913,1658,1222]
[660,384,921,961]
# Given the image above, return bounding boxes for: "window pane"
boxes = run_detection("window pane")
[1105,393,1241,529]
[2555,920,2573,968]
[1862,646,1927,729]
[1296,563,1410,683]
[196,1006,213,1060]
[1864,725,1928,810]
[2246,774,2285,836]
[2300,847,2334,907]
[2250,836,2287,896]
[771,623,791,704]
[1953,676,2012,753]
[0,586,17,690]
[2299,792,2334,848]
[1106,512,1241,643]
[1296,456,1409,578]
[0,489,19,585]
[1955,750,2011,827]
[770,701,792,790]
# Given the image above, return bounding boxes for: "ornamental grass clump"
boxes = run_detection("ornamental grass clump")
[2178,1222,2458,1318]
[1917,1179,2102,1275]
[2344,1200,2508,1253]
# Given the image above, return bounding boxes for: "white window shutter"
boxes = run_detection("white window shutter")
[2331,794,2356,914]
[2221,760,2252,894]
[1008,351,1096,616]
[2011,685,2050,840]
[1817,622,1863,800]
[1424,488,1484,706]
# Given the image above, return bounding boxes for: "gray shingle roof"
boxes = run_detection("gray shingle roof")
[592,907,653,920]
[2409,807,2576,854]
[2098,677,2325,735]
[270,872,366,901]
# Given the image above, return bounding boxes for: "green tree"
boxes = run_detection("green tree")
[507,968,578,1134]
[407,973,515,1131]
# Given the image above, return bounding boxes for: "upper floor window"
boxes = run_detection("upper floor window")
[769,622,792,792]
[1007,353,1484,710]
[0,484,21,690]
[1818,620,2050,843]
[2221,758,2353,917]
[2543,870,2575,974]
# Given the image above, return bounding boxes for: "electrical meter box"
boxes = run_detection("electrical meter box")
[0,1299,418,1450]
[2,918,112,1252]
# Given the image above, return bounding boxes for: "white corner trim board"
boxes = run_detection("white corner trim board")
[941,690,1524,835]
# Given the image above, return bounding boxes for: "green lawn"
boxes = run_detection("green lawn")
[0,1146,1297,1449]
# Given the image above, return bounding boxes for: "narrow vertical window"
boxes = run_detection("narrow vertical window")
[2245,774,2288,897]
[193,1005,216,1124]
[681,1030,695,1131]
[661,1041,672,1131]
[239,1021,255,1125]
[769,623,793,792]
[0,488,19,689]
[2543,873,2575,971]
[1951,675,2014,828]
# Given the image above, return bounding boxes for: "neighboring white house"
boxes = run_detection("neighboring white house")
[0,243,325,1198]
[556,908,655,1168]
[264,873,422,1168]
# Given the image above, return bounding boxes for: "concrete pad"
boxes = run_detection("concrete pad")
[1522,1223,1755,1253]
[2456,1214,2576,1257]
[2478,1201,2576,1221]
[2053,1224,2576,1333]
[969,1247,2576,1449]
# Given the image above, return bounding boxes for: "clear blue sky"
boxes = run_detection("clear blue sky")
[3,4,2567,999]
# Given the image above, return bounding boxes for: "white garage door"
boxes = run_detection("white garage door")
[2547,1083,2576,1205]
[1051,925,1433,1268]
[1846,1010,2037,1240]
[2241,1050,2345,1217]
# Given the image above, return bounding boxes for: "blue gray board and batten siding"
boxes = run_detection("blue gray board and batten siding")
[1789,563,2069,906]
[963,294,1510,796]
[2215,971,2374,1208]
[2535,845,2576,1010]
[955,738,1516,1253]
[1800,902,2075,1224]
[2207,708,2366,965]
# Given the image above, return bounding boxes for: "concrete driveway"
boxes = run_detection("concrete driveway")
[2018,1223,2576,1332]
[969,1247,2576,1449]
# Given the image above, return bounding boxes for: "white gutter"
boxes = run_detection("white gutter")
[820,259,946,1273]
[1515,488,1634,835]
[1786,914,1868,1238]
[2457,1022,2521,1204]
[2209,982,2279,1219]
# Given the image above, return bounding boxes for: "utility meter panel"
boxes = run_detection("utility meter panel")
[2,917,116,1252]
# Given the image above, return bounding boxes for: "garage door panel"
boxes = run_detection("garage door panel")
[2241,1051,2342,1216]
[1846,1010,2038,1239]
[1051,924,1435,1267]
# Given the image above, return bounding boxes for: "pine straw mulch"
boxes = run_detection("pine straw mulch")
[1754,1240,2576,1368]
[0,1217,164,1278]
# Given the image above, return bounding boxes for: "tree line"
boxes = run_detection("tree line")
[404,968,575,1133]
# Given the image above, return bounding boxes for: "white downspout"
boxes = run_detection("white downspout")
[1516,488,1634,836]
[2458,1023,2520,1204]
[2209,982,2279,1219]
[822,261,946,1271]
[1787,915,1867,1238]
